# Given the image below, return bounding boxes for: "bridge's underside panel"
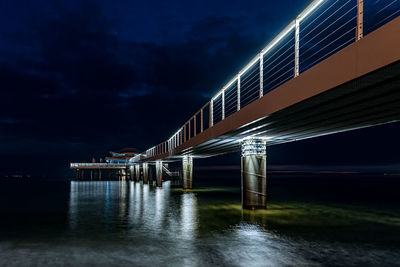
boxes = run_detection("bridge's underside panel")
[182,62,400,156]
[145,17,400,162]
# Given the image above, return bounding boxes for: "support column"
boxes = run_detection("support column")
[149,164,154,184]
[130,166,134,181]
[182,156,193,189]
[156,161,163,187]
[241,137,267,209]
[135,164,140,182]
[76,169,80,181]
[143,163,149,184]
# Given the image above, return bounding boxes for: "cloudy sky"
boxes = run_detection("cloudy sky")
[0,0,399,175]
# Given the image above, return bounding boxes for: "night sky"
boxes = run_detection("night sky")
[1,0,400,176]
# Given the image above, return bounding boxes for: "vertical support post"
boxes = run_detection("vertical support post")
[182,156,193,189]
[189,120,191,140]
[143,163,148,184]
[356,0,363,41]
[241,137,267,209]
[210,100,214,127]
[194,115,196,136]
[201,109,203,132]
[184,124,187,142]
[135,164,140,182]
[156,161,162,187]
[237,75,241,111]
[294,18,300,77]
[259,53,263,98]
[130,166,134,181]
[222,90,225,120]
[149,164,154,184]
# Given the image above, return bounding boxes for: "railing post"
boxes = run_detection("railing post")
[210,100,214,127]
[201,109,203,132]
[194,115,197,136]
[294,18,300,77]
[259,54,263,98]
[222,90,225,120]
[184,124,186,142]
[189,120,191,140]
[356,0,363,41]
[237,75,241,111]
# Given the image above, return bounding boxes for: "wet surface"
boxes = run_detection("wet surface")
[0,176,400,266]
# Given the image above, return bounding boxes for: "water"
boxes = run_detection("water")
[0,175,400,266]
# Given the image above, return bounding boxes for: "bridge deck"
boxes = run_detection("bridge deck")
[145,17,400,161]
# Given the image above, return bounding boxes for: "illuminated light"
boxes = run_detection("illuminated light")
[239,54,260,76]
[298,0,325,22]
[212,90,223,101]
[212,75,238,101]
[241,137,267,157]
[261,22,295,56]
[223,77,238,91]
[239,136,271,143]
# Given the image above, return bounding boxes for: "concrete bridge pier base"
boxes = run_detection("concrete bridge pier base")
[156,161,163,187]
[76,169,81,180]
[143,163,149,184]
[149,164,154,185]
[241,137,267,210]
[135,164,140,182]
[129,166,133,181]
[182,156,193,189]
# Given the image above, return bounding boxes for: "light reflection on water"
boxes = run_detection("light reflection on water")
[1,180,400,266]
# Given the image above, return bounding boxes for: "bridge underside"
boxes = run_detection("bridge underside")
[181,61,400,157]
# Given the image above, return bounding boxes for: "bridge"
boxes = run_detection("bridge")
[71,0,400,209]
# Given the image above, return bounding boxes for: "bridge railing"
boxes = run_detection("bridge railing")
[146,0,400,159]
[70,163,129,168]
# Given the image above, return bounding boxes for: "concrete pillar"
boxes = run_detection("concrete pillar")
[135,164,140,182]
[182,156,193,189]
[143,163,149,184]
[241,137,267,209]
[76,169,80,180]
[99,170,102,180]
[149,164,154,184]
[156,161,162,187]
[129,166,134,181]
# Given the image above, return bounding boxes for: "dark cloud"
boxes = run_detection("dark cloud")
[0,0,270,174]
[0,0,399,176]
